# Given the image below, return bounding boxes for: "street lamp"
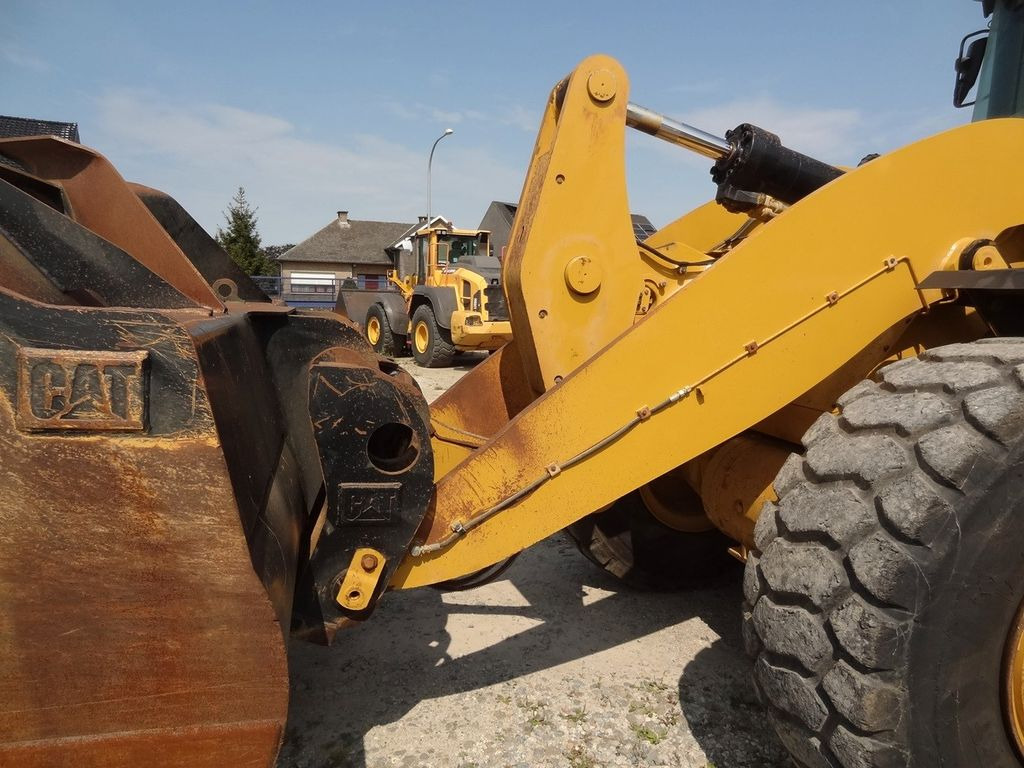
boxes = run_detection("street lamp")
[427,128,454,225]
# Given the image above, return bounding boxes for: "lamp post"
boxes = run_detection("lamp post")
[427,128,453,225]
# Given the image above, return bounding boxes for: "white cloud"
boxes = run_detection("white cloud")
[496,103,541,133]
[378,100,468,125]
[428,71,451,90]
[379,97,539,134]
[92,90,524,244]
[680,96,865,164]
[664,79,726,97]
[428,107,466,125]
[1,43,51,73]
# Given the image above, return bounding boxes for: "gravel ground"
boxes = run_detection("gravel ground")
[277,356,790,768]
[394,354,487,401]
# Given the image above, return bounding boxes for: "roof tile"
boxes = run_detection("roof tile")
[280,216,413,265]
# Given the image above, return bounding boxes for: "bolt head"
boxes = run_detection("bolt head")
[587,69,617,103]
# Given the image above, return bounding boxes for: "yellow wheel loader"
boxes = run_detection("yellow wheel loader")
[337,223,512,367]
[3,2,1024,766]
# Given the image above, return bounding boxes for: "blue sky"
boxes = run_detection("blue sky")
[4,1,985,245]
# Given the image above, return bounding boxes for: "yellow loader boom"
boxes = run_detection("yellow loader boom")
[394,40,1024,768]
[396,54,1011,584]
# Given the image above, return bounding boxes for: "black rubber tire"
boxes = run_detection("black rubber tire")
[744,339,1024,767]
[411,304,455,368]
[365,303,399,357]
[567,490,736,590]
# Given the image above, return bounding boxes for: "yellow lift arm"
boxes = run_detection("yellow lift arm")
[393,55,1024,589]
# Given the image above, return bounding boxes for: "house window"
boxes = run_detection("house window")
[358,274,382,290]
[289,271,336,295]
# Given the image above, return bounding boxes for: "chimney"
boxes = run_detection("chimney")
[418,215,427,224]
[337,210,350,228]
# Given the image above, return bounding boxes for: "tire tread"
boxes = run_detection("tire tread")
[745,339,1024,767]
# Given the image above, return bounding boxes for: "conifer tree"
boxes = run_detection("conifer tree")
[216,187,273,275]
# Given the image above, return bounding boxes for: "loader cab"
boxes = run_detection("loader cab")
[436,231,489,269]
[412,226,491,280]
[957,0,1024,119]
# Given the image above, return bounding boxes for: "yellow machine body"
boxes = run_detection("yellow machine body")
[392,54,1023,588]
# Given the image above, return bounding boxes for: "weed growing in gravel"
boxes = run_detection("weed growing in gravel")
[565,743,598,768]
[638,679,670,694]
[527,712,547,729]
[561,706,588,724]
[659,709,680,727]
[517,698,549,730]
[631,723,666,745]
[628,700,654,716]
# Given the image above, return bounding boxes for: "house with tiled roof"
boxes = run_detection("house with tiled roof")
[277,211,414,298]
[0,115,80,143]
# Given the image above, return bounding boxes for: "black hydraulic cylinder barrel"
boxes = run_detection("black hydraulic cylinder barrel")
[711,123,844,205]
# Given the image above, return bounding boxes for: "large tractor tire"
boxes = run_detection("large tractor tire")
[567,485,735,590]
[365,303,402,357]
[744,339,1024,767]
[411,304,455,368]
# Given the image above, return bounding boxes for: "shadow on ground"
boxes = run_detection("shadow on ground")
[277,535,787,767]
[677,639,791,767]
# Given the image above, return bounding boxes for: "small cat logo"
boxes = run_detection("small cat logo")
[336,482,402,525]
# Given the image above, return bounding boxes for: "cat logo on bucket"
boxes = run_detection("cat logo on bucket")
[16,347,148,432]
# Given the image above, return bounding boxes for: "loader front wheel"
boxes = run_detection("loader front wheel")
[744,340,1024,768]
[567,486,734,590]
[411,304,455,367]
[366,303,400,357]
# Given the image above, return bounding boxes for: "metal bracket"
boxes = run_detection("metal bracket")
[335,548,387,612]
[294,360,433,635]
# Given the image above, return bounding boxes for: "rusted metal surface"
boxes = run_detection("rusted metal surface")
[0,176,194,308]
[2,720,284,768]
[431,341,537,441]
[0,163,67,212]
[0,136,436,765]
[0,291,289,766]
[0,136,223,310]
[423,340,538,486]
[15,347,148,431]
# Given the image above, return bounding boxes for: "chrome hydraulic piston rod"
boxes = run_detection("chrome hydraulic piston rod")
[626,102,844,207]
[626,102,731,159]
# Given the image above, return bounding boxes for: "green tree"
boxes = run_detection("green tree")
[216,187,273,275]
[259,243,295,276]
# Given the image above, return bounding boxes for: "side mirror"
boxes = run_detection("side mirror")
[954,30,989,108]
